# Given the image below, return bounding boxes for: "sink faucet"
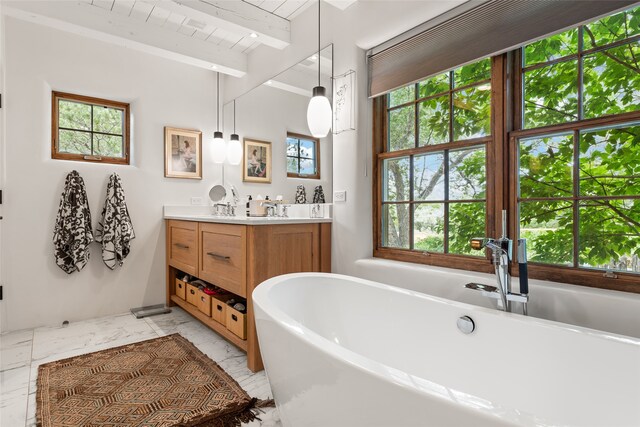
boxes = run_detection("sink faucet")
[465,210,529,315]
[260,201,291,218]
[260,201,277,217]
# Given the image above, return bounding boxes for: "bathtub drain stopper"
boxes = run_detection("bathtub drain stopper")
[457,316,475,334]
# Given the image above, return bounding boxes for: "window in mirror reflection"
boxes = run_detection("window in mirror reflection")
[286,132,320,179]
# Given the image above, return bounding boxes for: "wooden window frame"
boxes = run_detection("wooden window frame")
[372,56,508,275]
[286,132,321,179]
[51,91,130,165]
[373,47,640,293]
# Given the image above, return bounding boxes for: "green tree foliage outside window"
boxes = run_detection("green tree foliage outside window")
[519,6,640,273]
[383,58,490,255]
[58,99,125,158]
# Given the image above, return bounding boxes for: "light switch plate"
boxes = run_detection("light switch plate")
[334,191,347,203]
[190,197,203,205]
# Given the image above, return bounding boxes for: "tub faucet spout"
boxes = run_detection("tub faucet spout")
[467,236,529,315]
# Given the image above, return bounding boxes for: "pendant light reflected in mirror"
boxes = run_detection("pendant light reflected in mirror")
[307,0,332,138]
[212,73,226,163]
[227,100,242,165]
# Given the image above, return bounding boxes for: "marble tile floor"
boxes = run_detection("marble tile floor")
[0,307,281,427]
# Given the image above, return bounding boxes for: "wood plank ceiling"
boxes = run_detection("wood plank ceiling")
[91,0,313,53]
[1,0,319,77]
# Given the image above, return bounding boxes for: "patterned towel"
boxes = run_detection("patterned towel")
[95,173,135,269]
[53,171,93,274]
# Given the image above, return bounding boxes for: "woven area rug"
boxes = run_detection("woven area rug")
[36,334,274,427]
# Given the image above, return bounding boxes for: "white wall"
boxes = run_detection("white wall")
[222,84,332,203]
[0,17,217,331]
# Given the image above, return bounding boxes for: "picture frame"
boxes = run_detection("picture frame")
[164,127,202,179]
[243,138,272,183]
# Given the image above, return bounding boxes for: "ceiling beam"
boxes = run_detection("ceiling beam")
[147,0,291,49]
[2,0,247,76]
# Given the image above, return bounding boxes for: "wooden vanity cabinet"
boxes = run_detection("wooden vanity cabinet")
[166,220,331,372]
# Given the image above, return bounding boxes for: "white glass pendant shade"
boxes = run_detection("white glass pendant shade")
[307,86,332,138]
[211,131,226,164]
[227,134,242,165]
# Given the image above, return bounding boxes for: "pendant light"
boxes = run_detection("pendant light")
[227,100,242,165]
[306,0,332,138]
[212,73,226,163]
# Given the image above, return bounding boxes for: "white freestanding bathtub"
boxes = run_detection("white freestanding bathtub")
[253,273,640,427]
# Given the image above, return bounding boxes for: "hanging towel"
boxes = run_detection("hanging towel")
[95,173,135,269]
[53,170,94,274]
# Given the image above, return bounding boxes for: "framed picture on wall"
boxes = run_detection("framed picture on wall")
[243,138,272,183]
[164,127,202,179]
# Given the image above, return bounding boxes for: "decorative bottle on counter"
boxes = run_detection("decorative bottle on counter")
[313,185,326,203]
[246,195,252,217]
[295,185,307,204]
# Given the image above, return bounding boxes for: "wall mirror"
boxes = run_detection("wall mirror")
[224,44,333,203]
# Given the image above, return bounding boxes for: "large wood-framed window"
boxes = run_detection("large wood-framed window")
[373,5,640,292]
[509,7,640,292]
[374,57,503,273]
[52,91,130,165]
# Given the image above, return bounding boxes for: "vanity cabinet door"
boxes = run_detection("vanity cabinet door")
[198,223,247,297]
[167,220,198,275]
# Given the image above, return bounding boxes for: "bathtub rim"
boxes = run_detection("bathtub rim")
[253,272,640,426]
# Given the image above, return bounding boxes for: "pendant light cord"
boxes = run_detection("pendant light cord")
[233,100,236,133]
[216,73,220,130]
[318,0,321,87]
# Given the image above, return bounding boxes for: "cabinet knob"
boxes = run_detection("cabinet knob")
[190,289,195,295]
[175,243,189,249]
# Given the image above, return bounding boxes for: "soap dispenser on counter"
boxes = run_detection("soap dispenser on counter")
[246,195,252,217]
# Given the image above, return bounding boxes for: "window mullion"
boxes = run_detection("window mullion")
[449,70,454,143]
[577,25,584,121]
[409,155,415,249]
[90,105,95,156]
[415,82,420,148]
[572,129,580,268]
[444,150,450,253]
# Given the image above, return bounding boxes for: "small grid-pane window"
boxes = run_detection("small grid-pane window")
[52,92,129,164]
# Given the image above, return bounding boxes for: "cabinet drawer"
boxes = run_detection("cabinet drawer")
[174,279,187,300]
[211,294,228,325]
[186,284,199,306]
[226,305,247,340]
[197,292,212,317]
[198,223,246,297]
[167,220,198,275]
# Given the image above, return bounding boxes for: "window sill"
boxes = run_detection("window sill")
[374,248,640,294]
[51,153,130,165]
[374,248,494,275]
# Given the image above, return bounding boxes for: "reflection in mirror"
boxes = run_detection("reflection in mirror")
[224,44,333,203]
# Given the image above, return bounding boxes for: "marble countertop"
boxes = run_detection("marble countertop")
[163,204,332,225]
[163,214,332,225]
